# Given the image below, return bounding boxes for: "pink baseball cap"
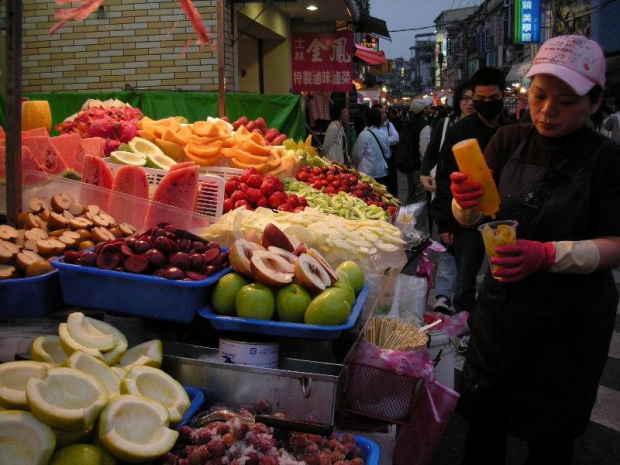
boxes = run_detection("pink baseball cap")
[526,35,605,95]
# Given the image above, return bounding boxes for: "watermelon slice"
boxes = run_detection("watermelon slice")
[0,146,46,186]
[81,137,106,158]
[81,154,115,209]
[144,164,200,229]
[168,161,196,172]
[0,126,5,141]
[109,165,150,227]
[21,127,49,138]
[21,135,69,175]
[52,133,85,175]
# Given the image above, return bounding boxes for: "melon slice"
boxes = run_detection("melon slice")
[21,135,69,176]
[109,165,150,227]
[168,161,196,172]
[144,165,199,229]
[0,146,47,186]
[51,133,85,174]
[81,154,115,209]
[81,137,106,159]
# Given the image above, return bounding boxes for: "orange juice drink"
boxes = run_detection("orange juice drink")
[452,138,500,218]
[478,220,518,279]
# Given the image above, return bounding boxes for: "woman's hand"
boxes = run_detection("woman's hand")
[450,172,482,209]
[420,175,436,192]
[491,240,555,282]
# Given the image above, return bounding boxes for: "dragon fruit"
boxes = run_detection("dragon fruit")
[55,103,143,156]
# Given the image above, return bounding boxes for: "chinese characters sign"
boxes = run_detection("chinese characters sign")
[291,31,354,93]
[514,0,541,44]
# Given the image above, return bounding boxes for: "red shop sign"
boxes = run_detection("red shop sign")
[291,31,354,93]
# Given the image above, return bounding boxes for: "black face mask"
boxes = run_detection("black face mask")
[473,99,504,121]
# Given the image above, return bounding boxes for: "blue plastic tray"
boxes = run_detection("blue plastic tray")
[176,386,205,430]
[0,270,61,319]
[356,435,381,465]
[198,285,369,340]
[51,256,231,323]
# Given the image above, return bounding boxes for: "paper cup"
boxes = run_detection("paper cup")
[478,220,518,279]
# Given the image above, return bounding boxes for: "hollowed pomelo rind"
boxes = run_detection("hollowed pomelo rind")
[117,339,163,371]
[98,394,178,463]
[26,367,109,432]
[31,335,68,365]
[66,312,116,352]
[121,365,190,425]
[63,351,122,398]
[87,319,129,366]
[0,410,56,465]
[58,323,105,361]
[0,360,49,410]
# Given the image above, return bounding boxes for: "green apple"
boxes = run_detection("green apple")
[275,284,312,323]
[304,288,351,326]
[336,261,364,294]
[50,443,116,465]
[236,283,275,320]
[332,278,356,307]
[212,273,248,315]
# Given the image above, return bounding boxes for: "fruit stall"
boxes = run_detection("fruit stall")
[0,5,461,465]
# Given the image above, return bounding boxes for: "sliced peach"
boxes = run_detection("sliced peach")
[161,127,191,146]
[185,139,222,158]
[247,131,266,145]
[185,151,220,166]
[191,121,220,138]
[242,139,271,157]
[230,157,268,173]
[234,148,268,165]
[235,125,250,136]
[137,129,157,143]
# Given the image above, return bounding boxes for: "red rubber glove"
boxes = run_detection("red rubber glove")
[490,240,556,282]
[450,172,483,209]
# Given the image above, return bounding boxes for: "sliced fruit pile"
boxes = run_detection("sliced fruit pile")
[294,164,400,218]
[61,222,229,281]
[159,407,365,465]
[134,116,300,176]
[212,223,364,326]
[285,180,391,222]
[0,311,188,464]
[231,115,288,146]
[224,167,307,214]
[202,206,406,273]
[55,102,144,155]
[0,193,137,280]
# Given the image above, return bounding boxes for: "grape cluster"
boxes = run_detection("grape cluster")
[62,223,229,281]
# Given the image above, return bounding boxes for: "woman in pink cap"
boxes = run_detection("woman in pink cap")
[450,35,620,464]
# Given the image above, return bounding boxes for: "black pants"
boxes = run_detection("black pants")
[384,155,398,198]
[463,423,574,465]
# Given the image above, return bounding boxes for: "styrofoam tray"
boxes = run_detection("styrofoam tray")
[198,285,369,340]
[106,161,225,218]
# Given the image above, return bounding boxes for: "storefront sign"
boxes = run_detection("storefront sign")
[514,0,541,44]
[291,31,354,93]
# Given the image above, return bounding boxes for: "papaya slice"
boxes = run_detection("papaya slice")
[247,132,266,146]
[220,135,236,148]
[185,151,220,166]
[156,139,187,162]
[214,120,231,133]
[189,135,220,145]
[137,117,155,131]
[137,129,157,143]
[162,127,191,146]
[220,147,237,158]
[230,157,268,173]
[233,148,268,165]
[266,150,281,170]
[185,139,223,158]
[235,125,250,136]
[192,121,221,138]
[242,139,271,157]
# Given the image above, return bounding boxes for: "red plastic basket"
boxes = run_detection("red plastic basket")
[344,361,422,425]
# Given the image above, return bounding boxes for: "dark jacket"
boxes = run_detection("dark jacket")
[430,113,516,233]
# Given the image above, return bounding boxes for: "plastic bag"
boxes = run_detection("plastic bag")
[423,311,470,337]
[387,274,427,324]
[351,339,435,382]
[392,381,460,465]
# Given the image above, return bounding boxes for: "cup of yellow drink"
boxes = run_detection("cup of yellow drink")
[478,220,518,280]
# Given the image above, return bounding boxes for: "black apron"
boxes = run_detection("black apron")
[458,127,618,441]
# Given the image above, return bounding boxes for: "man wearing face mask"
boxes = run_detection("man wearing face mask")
[431,68,516,351]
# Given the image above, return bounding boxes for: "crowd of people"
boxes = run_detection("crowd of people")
[314,34,620,465]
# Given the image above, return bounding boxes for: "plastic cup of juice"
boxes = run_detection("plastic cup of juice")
[478,220,518,279]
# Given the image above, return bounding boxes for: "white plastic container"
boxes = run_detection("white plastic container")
[218,338,279,369]
[427,330,455,389]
